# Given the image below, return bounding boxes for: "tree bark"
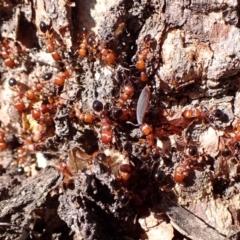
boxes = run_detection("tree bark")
[0,0,240,239]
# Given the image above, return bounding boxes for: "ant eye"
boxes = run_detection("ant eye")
[144,34,151,42]
[44,72,53,80]
[188,146,198,156]
[221,148,232,157]
[8,78,17,86]
[92,100,103,112]
[112,108,123,119]
[39,21,49,33]
[154,170,165,182]
[96,153,107,162]
[87,36,95,46]
[82,27,88,34]
[16,166,24,175]
[118,192,130,205]
[212,109,224,119]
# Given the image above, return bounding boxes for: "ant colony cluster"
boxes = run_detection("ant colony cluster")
[0,16,239,208]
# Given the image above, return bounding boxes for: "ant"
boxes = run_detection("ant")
[78,27,116,64]
[112,108,135,122]
[8,77,47,112]
[53,68,73,87]
[78,27,88,58]
[8,78,28,112]
[135,34,153,81]
[111,69,136,122]
[78,26,117,65]
[39,21,62,61]
[0,38,17,68]
[182,106,227,123]
[78,27,99,59]
[140,123,156,148]
[74,108,96,124]
[72,99,103,124]
[100,114,114,144]
[98,43,116,65]
[8,77,56,143]
[173,158,191,183]
[117,81,134,107]
[0,129,7,151]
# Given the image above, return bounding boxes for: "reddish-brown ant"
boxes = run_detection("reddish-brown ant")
[8,77,46,112]
[74,106,96,124]
[8,78,28,112]
[54,70,71,86]
[78,27,88,58]
[0,38,16,68]
[39,21,62,61]
[173,159,191,183]
[135,34,153,80]
[78,27,101,60]
[118,81,134,107]
[99,43,116,65]
[0,130,7,151]
[140,123,157,147]
[100,115,114,144]
[182,106,226,122]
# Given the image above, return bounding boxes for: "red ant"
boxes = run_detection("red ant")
[39,21,62,61]
[173,158,191,183]
[8,77,47,112]
[0,130,7,151]
[100,115,114,144]
[135,34,153,81]
[112,70,136,121]
[78,27,88,58]
[74,108,96,124]
[78,27,99,59]
[140,123,157,148]
[53,68,72,87]
[8,78,28,112]
[8,77,56,143]
[73,100,103,124]
[182,106,226,122]
[0,38,16,68]
[118,82,134,107]
[98,43,116,65]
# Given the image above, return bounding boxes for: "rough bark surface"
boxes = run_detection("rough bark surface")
[0,0,240,240]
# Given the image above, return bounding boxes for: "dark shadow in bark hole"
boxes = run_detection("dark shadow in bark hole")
[33,195,73,240]
[17,13,40,49]
[212,177,230,197]
[183,168,196,186]
[90,176,115,205]
[78,129,98,155]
